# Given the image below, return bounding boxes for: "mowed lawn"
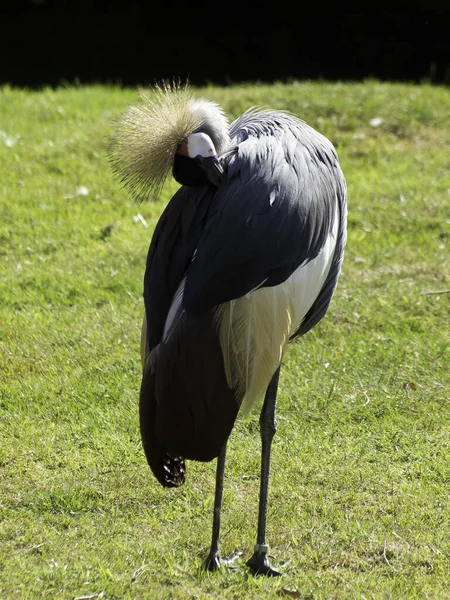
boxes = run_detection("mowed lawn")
[0,81,449,599]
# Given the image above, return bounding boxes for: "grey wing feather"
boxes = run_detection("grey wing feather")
[183,111,346,318]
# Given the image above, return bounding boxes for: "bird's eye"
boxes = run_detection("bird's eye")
[177,140,189,157]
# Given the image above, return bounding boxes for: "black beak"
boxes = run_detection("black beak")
[194,155,224,188]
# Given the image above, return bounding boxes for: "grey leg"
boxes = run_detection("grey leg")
[246,367,282,576]
[202,443,227,571]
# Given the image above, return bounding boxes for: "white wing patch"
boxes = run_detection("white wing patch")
[162,277,186,342]
[287,205,339,332]
[215,203,339,414]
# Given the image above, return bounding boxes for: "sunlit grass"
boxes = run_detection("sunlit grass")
[0,80,449,599]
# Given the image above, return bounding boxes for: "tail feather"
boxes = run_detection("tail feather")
[139,310,240,486]
[139,358,185,488]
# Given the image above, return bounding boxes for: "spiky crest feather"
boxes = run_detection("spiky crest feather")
[108,81,230,202]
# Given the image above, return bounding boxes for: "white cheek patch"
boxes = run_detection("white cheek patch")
[187,132,217,158]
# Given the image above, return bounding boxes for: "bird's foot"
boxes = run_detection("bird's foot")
[246,545,281,577]
[201,549,222,572]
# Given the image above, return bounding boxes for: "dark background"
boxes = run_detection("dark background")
[1,0,449,88]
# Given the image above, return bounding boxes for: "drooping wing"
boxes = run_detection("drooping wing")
[142,184,215,353]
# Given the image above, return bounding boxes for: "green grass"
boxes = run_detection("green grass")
[0,80,449,599]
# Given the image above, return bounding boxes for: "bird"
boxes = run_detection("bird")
[109,81,347,576]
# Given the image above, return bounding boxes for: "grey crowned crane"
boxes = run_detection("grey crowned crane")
[109,83,347,576]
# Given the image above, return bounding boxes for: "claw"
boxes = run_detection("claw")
[246,548,281,577]
[201,550,222,572]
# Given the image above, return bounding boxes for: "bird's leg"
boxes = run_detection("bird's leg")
[247,367,282,577]
[202,443,227,572]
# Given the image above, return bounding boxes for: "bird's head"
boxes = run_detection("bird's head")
[173,131,225,189]
[109,82,231,201]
